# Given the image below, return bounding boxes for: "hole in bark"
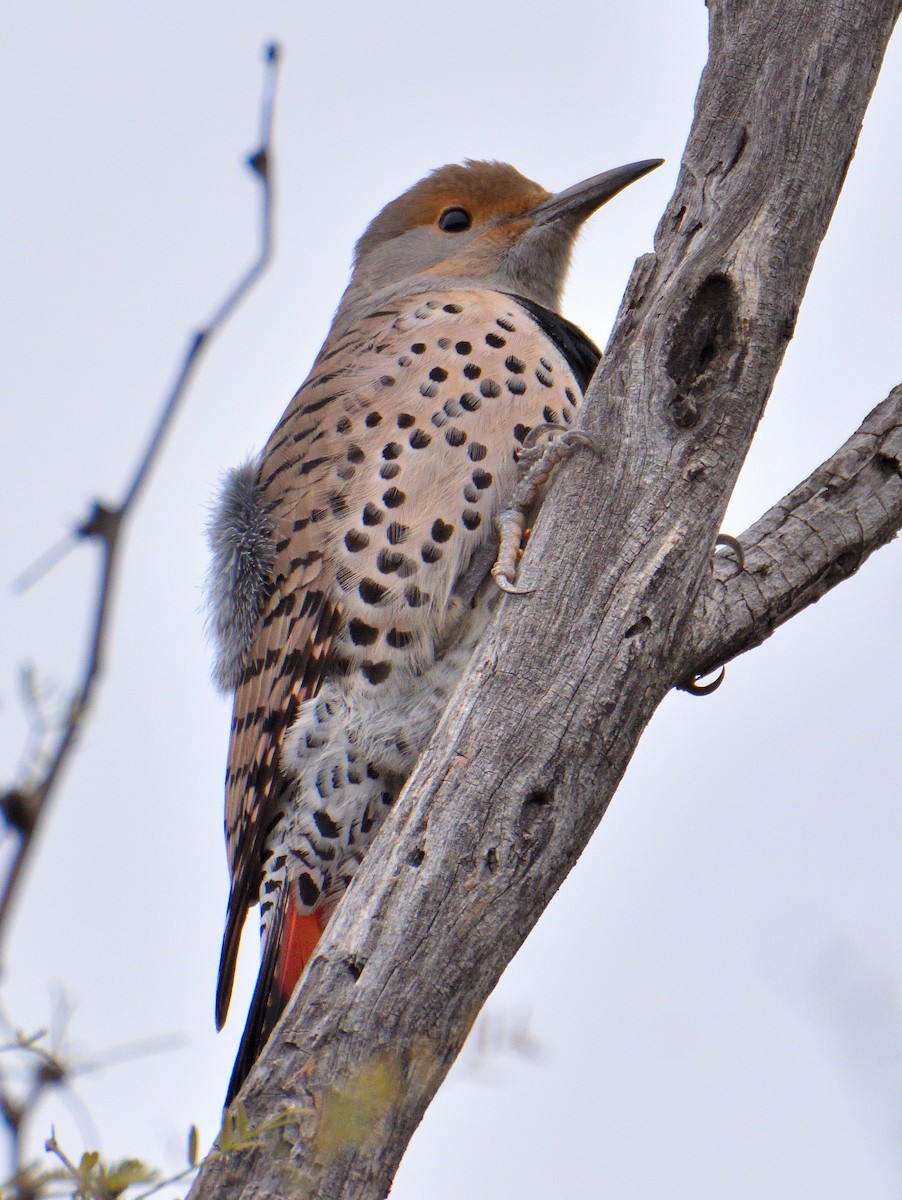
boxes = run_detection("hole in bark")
[524,788,551,808]
[877,452,901,478]
[670,394,700,429]
[831,550,859,577]
[665,274,737,428]
[344,956,366,981]
[624,614,652,639]
[724,126,747,173]
[517,784,557,865]
[485,847,499,872]
[408,846,425,867]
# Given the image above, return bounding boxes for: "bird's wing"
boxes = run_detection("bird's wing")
[214,303,419,1027]
[215,360,349,1028]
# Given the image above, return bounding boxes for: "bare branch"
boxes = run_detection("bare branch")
[188,3,901,1197]
[682,384,902,685]
[0,44,282,965]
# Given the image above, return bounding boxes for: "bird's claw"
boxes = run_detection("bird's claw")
[491,570,536,596]
[715,533,744,570]
[681,665,726,696]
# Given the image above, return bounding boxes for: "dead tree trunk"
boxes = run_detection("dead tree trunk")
[189,2,902,1196]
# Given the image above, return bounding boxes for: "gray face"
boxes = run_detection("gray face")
[332,159,664,332]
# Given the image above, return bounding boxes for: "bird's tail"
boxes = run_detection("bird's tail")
[225,889,330,1107]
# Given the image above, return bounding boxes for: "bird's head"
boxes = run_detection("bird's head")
[340,157,662,317]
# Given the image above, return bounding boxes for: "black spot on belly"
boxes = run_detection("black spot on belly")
[404,584,428,608]
[313,810,341,838]
[359,578,387,605]
[445,427,466,447]
[485,332,506,348]
[297,873,320,907]
[397,413,416,428]
[480,379,501,398]
[365,412,382,427]
[386,522,410,544]
[377,549,406,574]
[432,518,454,542]
[345,530,369,552]
[361,661,392,685]
[462,509,481,530]
[472,469,493,489]
[382,487,406,508]
[386,628,412,649]
[348,618,379,646]
[363,503,383,526]
[409,429,431,449]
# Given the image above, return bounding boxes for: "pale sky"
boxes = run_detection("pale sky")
[1,3,901,1197]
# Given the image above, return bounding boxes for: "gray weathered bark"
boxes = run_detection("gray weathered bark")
[189,2,902,1196]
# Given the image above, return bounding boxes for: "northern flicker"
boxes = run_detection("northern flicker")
[207,156,662,1104]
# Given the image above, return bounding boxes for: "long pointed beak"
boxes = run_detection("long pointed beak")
[529,158,664,227]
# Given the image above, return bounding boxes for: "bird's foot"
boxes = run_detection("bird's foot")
[493,429,602,594]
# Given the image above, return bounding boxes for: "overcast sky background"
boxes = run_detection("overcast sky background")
[1,3,901,1196]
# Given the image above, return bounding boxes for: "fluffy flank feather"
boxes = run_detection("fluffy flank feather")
[206,458,275,692]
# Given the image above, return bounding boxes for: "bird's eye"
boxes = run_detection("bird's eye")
[438,207,472,233]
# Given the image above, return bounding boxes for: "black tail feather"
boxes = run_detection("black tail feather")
[224,890,286,1108]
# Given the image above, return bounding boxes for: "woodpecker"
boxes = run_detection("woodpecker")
[207,156,662,1104]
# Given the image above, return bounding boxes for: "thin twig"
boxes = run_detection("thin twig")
[0,43,282,966]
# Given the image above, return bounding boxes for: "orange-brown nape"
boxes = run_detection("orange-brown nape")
[353,160,551,262]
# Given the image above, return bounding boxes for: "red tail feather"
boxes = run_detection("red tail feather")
[225,893,331,1107]
[275,906,328,1007]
